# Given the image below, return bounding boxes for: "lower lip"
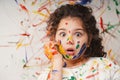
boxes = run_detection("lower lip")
[66,51,74,55]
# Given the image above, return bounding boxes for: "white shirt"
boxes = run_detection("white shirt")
[38,57,120,80]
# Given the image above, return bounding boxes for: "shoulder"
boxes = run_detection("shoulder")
[89,57,118,66]
[89,57,120,72]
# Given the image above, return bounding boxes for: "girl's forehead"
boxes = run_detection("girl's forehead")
[58,17,84,30]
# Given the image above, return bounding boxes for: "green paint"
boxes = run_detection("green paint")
[118,30,120,33]
[65,55,69,58]
[67,38,69,41]
[76,44,80,49]
[116,8,120,15]
[80,74,83,76]
[70,76,76,80]
[107,6,111,10]
[92,69,96,72]
[107,23,115,31]
[22,59,25,63]
[100,57,103,60]
[113,0,119,6]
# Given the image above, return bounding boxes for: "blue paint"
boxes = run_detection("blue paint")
[63,62,67,67]
[73,43,87,59]
[76,0,92,5]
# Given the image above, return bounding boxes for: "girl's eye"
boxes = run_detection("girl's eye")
[75,32,82,37]
[59,32,66,37]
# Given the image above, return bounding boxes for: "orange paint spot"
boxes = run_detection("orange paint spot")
[20,33,30,37]
[47,72,51,80]
[108,64,112,67]
[86,72,99,79]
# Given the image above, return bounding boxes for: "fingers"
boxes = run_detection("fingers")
[55,40,66,55]
[44,41,59,60]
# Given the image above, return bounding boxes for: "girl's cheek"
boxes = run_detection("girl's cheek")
[76,41,80,49]
[72,43,87,59]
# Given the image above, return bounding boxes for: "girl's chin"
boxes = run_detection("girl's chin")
[63,54,79,60]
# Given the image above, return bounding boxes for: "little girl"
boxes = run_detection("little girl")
[38,4,120,80]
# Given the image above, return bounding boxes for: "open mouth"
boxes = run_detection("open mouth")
[66,48,75,55]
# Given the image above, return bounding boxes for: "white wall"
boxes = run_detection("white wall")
[0,0,120,80]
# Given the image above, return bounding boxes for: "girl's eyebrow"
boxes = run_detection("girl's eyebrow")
[57,28,85,31]
[75,28,84,31]
[57,28,66,31]
[74,29,85,32]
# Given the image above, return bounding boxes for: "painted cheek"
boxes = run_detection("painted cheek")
[57,42,73,59]
[76,41,80,49]
[73,43,87,59]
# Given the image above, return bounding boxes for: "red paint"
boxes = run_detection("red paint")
[20,33,30,37]
[100,17,105,31]
[86,72,99,79]
[19,4,28,13]
[109,64,112,67]
[47,72,51,79]
[35,72,40,75]
[65,22,68,25]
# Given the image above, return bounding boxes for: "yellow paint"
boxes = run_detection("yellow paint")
[16,42,22,49]
[33,11,48,17]
[44,43,53,60]
[107,49,112,57]
[68,36,72,41]
[16,39,24,49]
[58,44,66,55]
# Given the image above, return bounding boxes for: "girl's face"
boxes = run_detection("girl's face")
[55,17,89,60]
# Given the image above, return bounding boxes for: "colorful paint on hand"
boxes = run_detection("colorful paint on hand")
[44,42,58,60]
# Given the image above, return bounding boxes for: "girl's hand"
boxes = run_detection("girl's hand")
[44,41,63,60]
[44,41,63,80]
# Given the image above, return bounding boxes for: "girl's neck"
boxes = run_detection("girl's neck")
[63,57,89,68]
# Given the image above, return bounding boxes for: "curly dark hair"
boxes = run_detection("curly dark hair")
[46,4,106,58]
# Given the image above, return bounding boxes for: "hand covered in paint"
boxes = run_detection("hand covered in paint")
[44,41,63,60]
[44,41,63,80]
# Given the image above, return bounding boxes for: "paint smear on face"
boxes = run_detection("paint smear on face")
[76,41,80,49]
[57,40,72,59]
[63,54,73,59]
[73,43,87,59]
[68,30,70,33]
[67,36,72,41]
[65,22,68,25]
[57,40,66,55]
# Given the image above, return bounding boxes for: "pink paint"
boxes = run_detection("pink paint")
[65,22,68,25]
[68,30,70,33]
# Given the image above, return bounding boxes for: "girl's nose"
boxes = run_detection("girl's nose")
[66,36,74,45]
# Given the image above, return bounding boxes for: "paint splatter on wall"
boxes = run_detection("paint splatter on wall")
[0,0,120,80]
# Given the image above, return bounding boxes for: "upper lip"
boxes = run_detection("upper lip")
[65,48,75,54]
[66,48,74,51]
